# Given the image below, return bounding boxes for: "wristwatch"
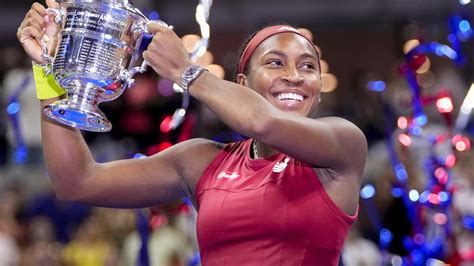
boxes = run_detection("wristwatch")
[179,65,207,94]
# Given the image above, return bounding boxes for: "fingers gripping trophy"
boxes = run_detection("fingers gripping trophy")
[25,0,170,132]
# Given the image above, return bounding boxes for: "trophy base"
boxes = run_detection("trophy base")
[43,99,112,132]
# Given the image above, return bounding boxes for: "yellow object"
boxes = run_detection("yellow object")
[62,241,113,266]
[33,65,65,100]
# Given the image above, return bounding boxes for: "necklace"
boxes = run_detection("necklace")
[253,139,261,159]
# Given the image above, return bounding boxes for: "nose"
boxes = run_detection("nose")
[282,65,304,86]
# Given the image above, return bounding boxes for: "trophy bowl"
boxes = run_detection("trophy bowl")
[41,0,167,132]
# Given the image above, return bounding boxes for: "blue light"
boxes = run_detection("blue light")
[14,146,28,164]
[360,184,376,199]
[148,11,160,20]
[438,191,449,202]
[448,34,457,43]
[459,20,471,32]
[419,190,430,203]
[134,153,147,159]
[463,215,474,230]
[412,126,423,136]
[460,0,471,5]
[413,114,427,126]
[395,164,408,182]
[403,236,414,250]
[396,169,407,181]
[411,250,424,265]
[379,228,393,246]
[426,239,444,254]
[441,45,458,60]
[368,81,386,92]
[7,102,20,114]
[435,45,444,56]
[391,187,403,198]
[182,197,193,206]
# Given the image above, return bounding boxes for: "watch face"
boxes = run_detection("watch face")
[186,66,202,78]
[181,65,206,91]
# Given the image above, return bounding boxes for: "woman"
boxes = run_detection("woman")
[17,1,367,265]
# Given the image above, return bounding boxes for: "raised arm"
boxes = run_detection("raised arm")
[144,25,367,179]
[16,2,218,208]
[189,74,366,176]
[40,107,216,208]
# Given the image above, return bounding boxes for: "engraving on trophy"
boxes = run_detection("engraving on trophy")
[64,7,125,39]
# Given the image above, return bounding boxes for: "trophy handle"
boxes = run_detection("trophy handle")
[119,20,173,87]
[40,8,64,75]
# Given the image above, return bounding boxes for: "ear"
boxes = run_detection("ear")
[236,73,248,86]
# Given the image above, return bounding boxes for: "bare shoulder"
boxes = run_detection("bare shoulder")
[311,117,367,215]
[316,116,367,177]
[171,138,224,159]
[317,117,366,138]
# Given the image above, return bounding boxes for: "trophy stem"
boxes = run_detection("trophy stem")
[43,85,112,132]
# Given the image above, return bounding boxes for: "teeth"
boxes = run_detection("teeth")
[276,93,304,102]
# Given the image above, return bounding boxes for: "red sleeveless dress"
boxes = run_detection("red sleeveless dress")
[196,139,357,266]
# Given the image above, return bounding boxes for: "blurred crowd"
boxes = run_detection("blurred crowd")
[0,178,198,265]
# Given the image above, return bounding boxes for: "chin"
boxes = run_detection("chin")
[270,99,314,117]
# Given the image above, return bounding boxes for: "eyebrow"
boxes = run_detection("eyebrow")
[262,50,319,61]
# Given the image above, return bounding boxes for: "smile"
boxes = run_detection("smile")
[274,92,305,102]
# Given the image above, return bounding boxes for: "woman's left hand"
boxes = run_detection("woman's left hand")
[143,23,193,84]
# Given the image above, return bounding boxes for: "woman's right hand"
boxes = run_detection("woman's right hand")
[16,0,60,65]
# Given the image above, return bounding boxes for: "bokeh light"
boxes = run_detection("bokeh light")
[445,154,456,168]
[360,184,376,199]
[417,71,435,88]
[367,80,386,92]
[391,187,404,198]
[436,96,454,113]
[452,135,471,151]
[397,116,408,129]
[403,39,420,54]
[321,73,338,92]
[409,190,420,202]
[157,78,175,97]
[7,102,20,115]
[459,20,471,33]
[379,228,393,246]
[398,133,412,146]
[320,60,329,74]
[433,213,448,225]
[160,115,173,133]
[182,34,201,53]
[416,57,431,74]
[411,126,423,136]
[195,51,214,66]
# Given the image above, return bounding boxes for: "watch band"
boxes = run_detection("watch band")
[179,65,207,94]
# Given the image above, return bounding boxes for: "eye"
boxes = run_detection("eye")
[267,59,283,66]
[300,62,316,70]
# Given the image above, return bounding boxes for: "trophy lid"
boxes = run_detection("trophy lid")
[59,0,147,19]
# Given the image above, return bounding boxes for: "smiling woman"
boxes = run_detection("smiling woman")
[180,25,367,265]
[17,2,367,263]
[236,27,322,117]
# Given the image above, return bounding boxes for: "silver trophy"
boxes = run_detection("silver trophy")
[41,0,169,132]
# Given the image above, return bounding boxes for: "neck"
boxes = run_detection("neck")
[253,139,278,159]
